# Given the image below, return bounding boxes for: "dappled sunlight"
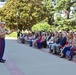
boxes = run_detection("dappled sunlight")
[5,37,17,41]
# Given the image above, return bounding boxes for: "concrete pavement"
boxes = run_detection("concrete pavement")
[0,38,76,75]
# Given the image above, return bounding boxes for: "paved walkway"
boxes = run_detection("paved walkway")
[0,38,76,75]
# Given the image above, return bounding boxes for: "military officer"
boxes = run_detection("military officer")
[0,22,13,63]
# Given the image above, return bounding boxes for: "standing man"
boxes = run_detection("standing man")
[0,22,13,63]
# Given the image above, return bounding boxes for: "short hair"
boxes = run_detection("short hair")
[0,22,5,25]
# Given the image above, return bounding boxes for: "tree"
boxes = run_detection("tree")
[54,0,76,31]
[42,0,55,25]
[56,0,76,19]
[0,0,46,30]
[32,22,52,32]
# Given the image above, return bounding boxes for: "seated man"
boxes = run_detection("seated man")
[20,33,25,43]
[52,33,62,54]
[29,33,38,47]
[60,33,73,58]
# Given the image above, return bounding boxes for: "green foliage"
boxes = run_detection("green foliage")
[56,0,76,19]
[54,0,76,31]
[31,22,53,32]
[0,0,46,30]
[42,0,55,25]
[0,0,76,32]
[55,18,76,31]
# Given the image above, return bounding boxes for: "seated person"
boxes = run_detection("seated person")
[20,33,26,43]
[48,33,55,52]
[52,33,62,54]
[34,32,47,48]
[40,32,47,48]
[29,33,38,46]
[60,33,73,58]
[33,32,42,48]
[49,32,59,53]
[60,32,67,48]
[69,32,76,60]
[47,33,54,48]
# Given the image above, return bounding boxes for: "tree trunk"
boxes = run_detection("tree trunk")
[67,9,70,19]
[18,24,22,31]
[64,9,70,19]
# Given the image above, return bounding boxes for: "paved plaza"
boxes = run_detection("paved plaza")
[0,38,76,75]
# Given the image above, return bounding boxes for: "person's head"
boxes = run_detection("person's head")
[58,33,62,39]
[42,32,45,36]
[74,32,76,38]
[62,31,67,37]
[67,33,73,40]
[17,29,20,32]
[0,22,5,28]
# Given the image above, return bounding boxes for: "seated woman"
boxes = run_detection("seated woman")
[36,32,47,48]
[46,32,51,47]
[60,33,73,58]
[47,33,54,48]
[33,32,42,48]
[68,32,76,61]
[49,32,59,53]
[48,33,55,52]
[40,32,47,48]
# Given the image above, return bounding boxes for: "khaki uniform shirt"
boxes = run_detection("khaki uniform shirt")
[0,27,6,38]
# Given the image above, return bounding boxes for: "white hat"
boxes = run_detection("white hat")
[0,22,5,25]
[74,32,76,34]
[42,32,45,35]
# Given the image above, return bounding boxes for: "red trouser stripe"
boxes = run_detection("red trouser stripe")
[0,38,2,56]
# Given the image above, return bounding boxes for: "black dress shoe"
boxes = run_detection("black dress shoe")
[2,59,6,61]
[0,60,5,63]
[60,55,65,58]
[68,56,73,61]
[53,52,56,55]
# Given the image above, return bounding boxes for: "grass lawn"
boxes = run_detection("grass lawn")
[6,32,17,38]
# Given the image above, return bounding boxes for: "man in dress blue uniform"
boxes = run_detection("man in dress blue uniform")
[0,22,13,63]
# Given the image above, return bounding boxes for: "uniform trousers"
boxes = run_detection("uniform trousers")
[0,38,5,61]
